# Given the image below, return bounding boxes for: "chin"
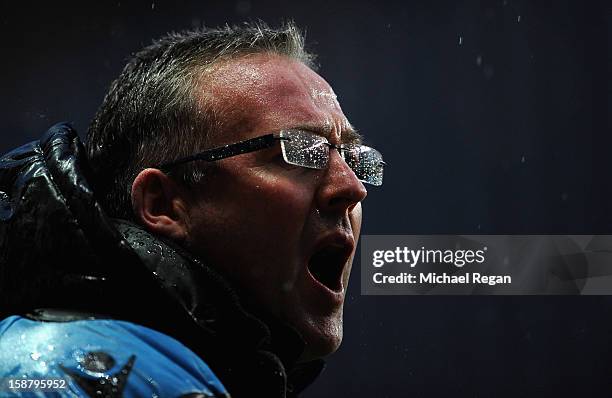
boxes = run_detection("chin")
[296,315,344,362]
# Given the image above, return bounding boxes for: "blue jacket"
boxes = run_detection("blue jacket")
[0,315,228,397]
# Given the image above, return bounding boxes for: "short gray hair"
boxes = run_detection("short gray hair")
[86,21,316,220]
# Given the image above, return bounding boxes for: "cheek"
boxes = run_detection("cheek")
[187,169,315,272]
[192,172,315,314]
[248,173,314,235]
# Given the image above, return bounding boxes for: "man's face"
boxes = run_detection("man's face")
[184,53,367,360]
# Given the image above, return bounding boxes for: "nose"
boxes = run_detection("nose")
[316,149,368,214]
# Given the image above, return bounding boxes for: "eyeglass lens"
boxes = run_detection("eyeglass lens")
[279,130,384,186]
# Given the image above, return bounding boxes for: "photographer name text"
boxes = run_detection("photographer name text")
[371,246,511,286]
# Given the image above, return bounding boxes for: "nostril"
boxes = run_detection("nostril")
[327,197,349,209]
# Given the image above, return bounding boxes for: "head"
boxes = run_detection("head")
[87,22,368,361]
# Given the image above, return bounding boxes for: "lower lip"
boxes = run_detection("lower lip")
[304,265,345,308]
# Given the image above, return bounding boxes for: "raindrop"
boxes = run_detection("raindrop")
[458,36,463,46]
[521,155,526,163]
[517,15,521,23]
[476,55,483,66]
[151,2,155,9]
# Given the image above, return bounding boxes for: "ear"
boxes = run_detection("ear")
[131,168,190,241]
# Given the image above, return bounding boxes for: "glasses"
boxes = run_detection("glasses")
[158,129,385,186]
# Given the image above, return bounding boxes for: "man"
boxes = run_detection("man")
[0,22,384,397]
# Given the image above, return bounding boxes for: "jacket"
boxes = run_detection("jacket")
[0,123,324,397]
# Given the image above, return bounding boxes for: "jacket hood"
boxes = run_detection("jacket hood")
[0,122,266,341]
[0,122,139,314]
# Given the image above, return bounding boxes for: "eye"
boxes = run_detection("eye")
[265,150,297,170]
[275,155,300,170]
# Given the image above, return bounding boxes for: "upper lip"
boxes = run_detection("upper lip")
[311,231,355,258]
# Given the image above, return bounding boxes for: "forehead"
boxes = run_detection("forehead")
[199,53,358,144]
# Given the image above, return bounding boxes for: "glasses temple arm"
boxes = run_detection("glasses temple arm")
[158,134,278,171]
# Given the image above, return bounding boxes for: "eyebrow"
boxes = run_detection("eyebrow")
[290,124,364,144]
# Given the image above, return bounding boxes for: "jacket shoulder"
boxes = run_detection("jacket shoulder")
[0,316,229,397]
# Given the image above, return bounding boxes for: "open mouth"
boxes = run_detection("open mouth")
[307,246,350,293]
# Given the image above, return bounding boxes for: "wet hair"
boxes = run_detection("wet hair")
[86,21,316,220]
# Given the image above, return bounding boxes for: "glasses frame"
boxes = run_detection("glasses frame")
[157,130,385,185]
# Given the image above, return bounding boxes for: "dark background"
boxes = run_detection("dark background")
[2,0,611,396]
